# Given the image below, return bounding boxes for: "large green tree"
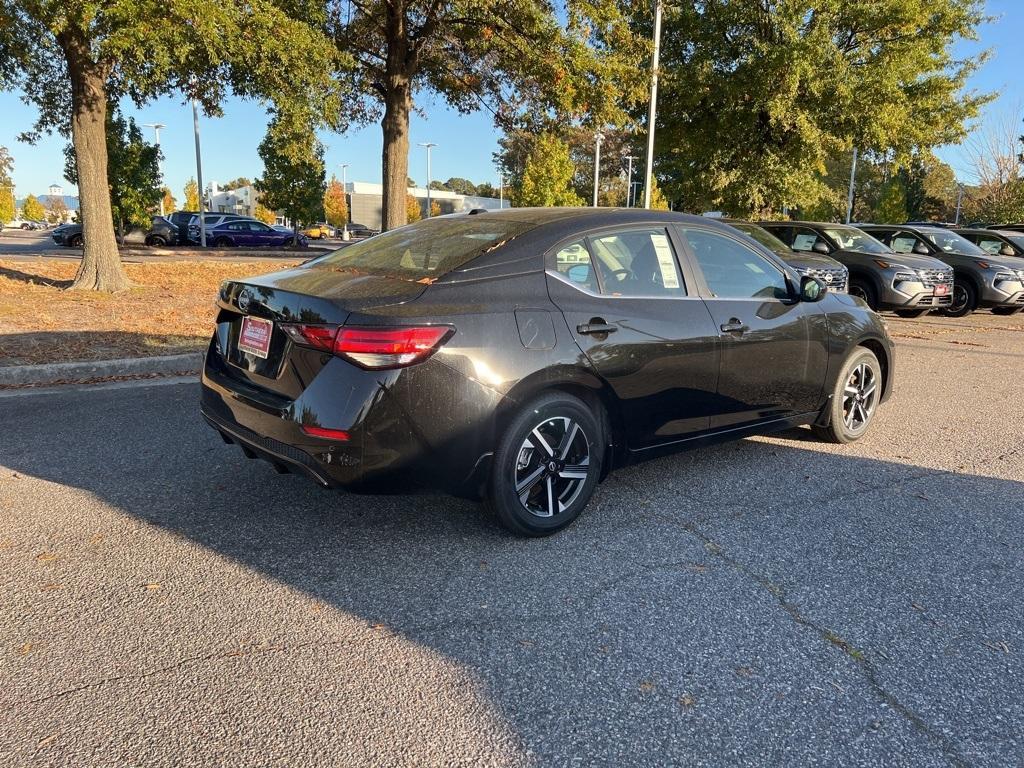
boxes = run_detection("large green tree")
[183,178,200,211]
[255,110,327,229]
[64,103,161,237]
[0,0,339,290]
[322,174,348,228]
[22,193,45,220]
[515,132,583,207]
[651,0,990,216]
[329,0,646,230]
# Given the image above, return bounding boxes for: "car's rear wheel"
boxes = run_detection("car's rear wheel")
[67,233,83,247]
[487,392,603,537]
[213,236,232,248]
[942,279,976,317]
[812,348,882,444]
[848,279,877,310]
[894,308,930,318]
[146,234,167,247]
[991,306,1023,316]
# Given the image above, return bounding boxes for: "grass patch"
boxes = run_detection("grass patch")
[0,259,300,366]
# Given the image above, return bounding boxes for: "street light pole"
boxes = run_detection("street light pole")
[593,132,603,207]
[498,171,504,209]
[955,185,964,225]
[339,163,349,237]
[192,100,206,247]
[845,147,858,225]
[643,0,663,209]
[143,123,166,214]
[418,142,437,217]
[624,155,638,207]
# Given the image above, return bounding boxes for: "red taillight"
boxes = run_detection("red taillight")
[280,323,452,369]
[300,425,350,440]
[334,326,453,369]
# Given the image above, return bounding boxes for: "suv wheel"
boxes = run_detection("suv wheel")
[848,279,877,310]
[213,236,232,248]
[943,279,977,317]
[146,234,167,247]
[812,348,882,444]
[67,233,83,247]
[487,392,603,537]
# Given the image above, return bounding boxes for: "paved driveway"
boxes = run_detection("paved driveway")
[2,312,1023,766]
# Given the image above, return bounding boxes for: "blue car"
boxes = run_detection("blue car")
[207,219,308,248]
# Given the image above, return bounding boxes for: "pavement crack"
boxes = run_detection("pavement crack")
[653,512,972,768]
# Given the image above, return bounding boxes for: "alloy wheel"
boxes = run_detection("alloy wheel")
[842,362,878,432]
[513,416,590,518]
[950,284,969,313]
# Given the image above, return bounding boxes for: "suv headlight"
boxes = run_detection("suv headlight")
[994,271,1017,284]
[893,272,918,283]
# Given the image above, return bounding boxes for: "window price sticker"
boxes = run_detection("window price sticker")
[650,233,680,289]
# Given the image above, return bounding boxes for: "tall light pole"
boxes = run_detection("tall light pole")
[845,147,858,225]
[339,163,349,237]
[955,184,964,225]
[192,100,207,247]
[624,155,638,207]
[418,142,437,217]
[498,171,504,209]
[593,132,603,207]
[643,0,663,209]
[143,122,167,214]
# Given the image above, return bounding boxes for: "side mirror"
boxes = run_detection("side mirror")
[800,275,827,302]
[913,243,930,255]
[812,240,831,255]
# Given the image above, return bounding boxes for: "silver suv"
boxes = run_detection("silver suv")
[859,224,1024,317]
[758,221,953,318]
[185,213,249,244]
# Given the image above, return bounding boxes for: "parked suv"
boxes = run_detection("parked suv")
[858,224,1024,317]
[758,221,952,317]
[145,215,179,246]
[955,228,1024,258]
[201,209,894,536]
[722,219,848,292]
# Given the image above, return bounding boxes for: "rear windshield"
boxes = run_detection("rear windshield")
[727,222,792,258]
[309,217,533,280]
[821,225,890,254]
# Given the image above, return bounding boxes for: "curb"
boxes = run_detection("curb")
[0,353,203,388]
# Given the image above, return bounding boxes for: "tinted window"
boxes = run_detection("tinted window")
[553,240,597,292]
[311,217,534,280]
[791,227,823,252]
[727,223,793,259]
[589,229,685,297]
[758,224,793,246]
[888,233,922,254]
[683,229,788,300]
[974,236,1008,254]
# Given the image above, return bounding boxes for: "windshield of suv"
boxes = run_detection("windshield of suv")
[309,217,535,280]
[821,225,890,254]
[921,228,985,255]
[728,222,792,258]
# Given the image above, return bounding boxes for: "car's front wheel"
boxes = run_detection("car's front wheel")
[943,278,977,317]
[812,348,882,444]
[848,279,877,310]
[67,233,83,247]
[487,392,603,536]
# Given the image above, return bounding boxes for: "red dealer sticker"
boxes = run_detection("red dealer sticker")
[934,284,949,296]
[238,316,273,359]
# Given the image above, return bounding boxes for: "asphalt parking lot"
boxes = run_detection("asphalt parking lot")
[2,311,1023,767]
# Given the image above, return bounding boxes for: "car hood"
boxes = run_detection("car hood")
[781,252,846,271]
[855,251,950,271]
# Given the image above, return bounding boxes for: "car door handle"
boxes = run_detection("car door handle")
[720,319,748,333]
[577,322,618,335]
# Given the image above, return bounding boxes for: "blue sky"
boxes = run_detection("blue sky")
[1,0,1021,200]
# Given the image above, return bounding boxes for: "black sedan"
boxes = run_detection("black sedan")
[201,209,894,536]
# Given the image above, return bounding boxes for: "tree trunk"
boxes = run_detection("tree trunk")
[63,35,129,292]
[380,9,413,233]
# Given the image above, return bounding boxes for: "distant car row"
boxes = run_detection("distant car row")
[714,219,1024,318]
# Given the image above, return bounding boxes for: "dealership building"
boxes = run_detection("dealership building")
[347,182,505,230]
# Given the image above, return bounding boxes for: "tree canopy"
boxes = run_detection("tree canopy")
[323,175,348,228]
[0,146,14,222]
[650,0,990,216]
[515,132,583,207]
[183,178,200,211]
[22,194,44,220]
[255,110,327,228]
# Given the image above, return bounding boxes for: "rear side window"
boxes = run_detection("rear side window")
[311,218,534,280]
[975,236,1006,254]
[589,229,685,296]
[553,240,598,292]
[682,228,789,300]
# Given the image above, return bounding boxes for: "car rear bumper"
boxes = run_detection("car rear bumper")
[200,337,500,495]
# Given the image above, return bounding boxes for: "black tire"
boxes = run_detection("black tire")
[486,392,604,537]
[67,234,83,247]
[942,278,977,318]
[894,309,930,318]
[213,236,233,248]
[812,347,882,444]
[848,279,877,310]
[991,306,1023,316]
[146,235,167,247]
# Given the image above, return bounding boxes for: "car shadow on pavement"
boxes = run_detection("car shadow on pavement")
[2,382,1024,766]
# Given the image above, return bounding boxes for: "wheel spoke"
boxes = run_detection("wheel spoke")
[862,382,877,399]
[844,405,855,428]
[545,476,555,517]
[530,427,555,457]
[515,465,545,498]
[558,460,589,480]
[843,385,859,396]
[557,421,580,460]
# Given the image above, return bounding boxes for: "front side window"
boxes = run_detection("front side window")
[791,227,823,253]
[588,229,685,297]
[974,236,1006,255]
[888,233,921,254]
[682,228,789,300]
